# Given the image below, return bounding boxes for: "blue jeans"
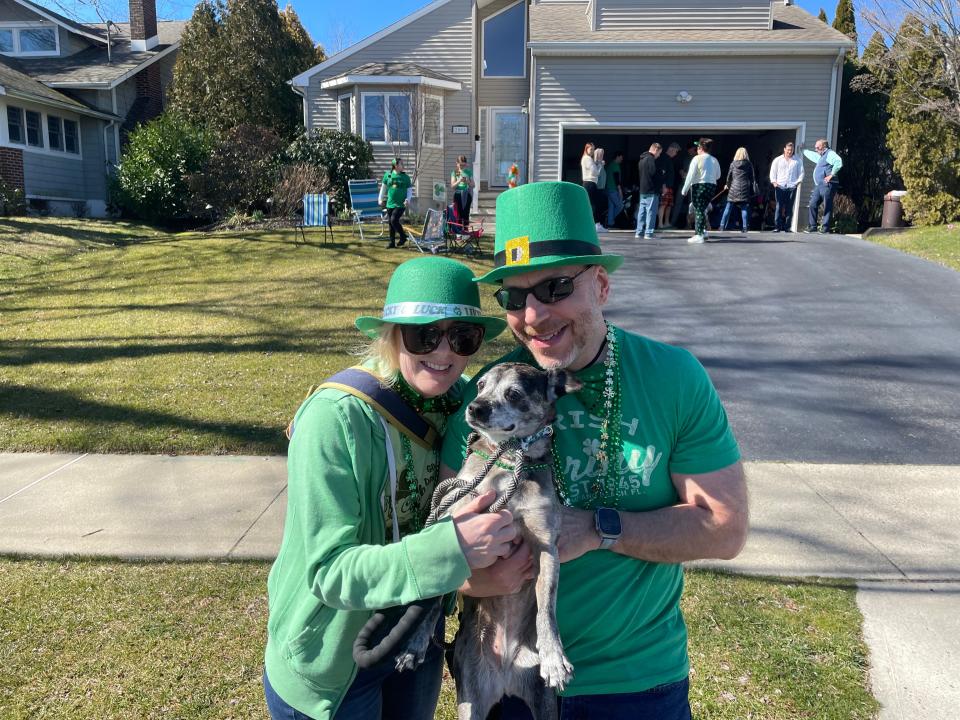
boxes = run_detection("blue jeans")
[774,186,797,231]
[635,193,659,237]
[606,188,624,227]
[264,619,445,720]
[720,200,750,231]
[498,677,692,719]
[808,182,837,230]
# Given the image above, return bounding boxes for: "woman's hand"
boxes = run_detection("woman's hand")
[556,506,601,563]
[460,539,533,597]
[451,490,517,569]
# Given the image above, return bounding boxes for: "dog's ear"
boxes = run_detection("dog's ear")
[546,370,583,402]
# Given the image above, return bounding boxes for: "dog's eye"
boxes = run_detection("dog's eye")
[476,379,486,393]
[505,388,523,402]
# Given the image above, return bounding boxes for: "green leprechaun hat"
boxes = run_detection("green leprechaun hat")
[474,181,624,284]
[355,256,507,338]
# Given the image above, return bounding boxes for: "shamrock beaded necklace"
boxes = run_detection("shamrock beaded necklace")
[552,322,623,509]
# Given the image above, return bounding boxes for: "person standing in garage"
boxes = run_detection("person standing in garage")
[635,143,662,240]
[769,141,803,232]
[802,138,843,233]
[680,138,721,244]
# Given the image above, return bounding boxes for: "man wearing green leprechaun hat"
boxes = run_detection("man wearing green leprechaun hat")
[440,181,748,719]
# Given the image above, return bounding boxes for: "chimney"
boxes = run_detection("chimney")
[129,0,158,51]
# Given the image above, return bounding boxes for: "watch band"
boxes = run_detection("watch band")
[598,535,617,550]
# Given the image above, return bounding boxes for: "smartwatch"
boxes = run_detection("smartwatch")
[594,507,622,550]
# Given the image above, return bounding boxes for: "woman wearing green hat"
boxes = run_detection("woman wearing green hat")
[263,256,513,720]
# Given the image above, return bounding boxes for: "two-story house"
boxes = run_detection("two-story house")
[291,0,853,229]
[0,0,182,216]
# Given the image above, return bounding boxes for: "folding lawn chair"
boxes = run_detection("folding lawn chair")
[347,179,387,240]
[405,208,448,254]
[296,192,333,244]
[445,203,484,256]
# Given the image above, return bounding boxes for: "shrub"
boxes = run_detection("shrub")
[830,194,859,234]
[283,129,373,213]
[112,113,212,225]
[0,180,26,216]
[271,162,330,218]
[189,124,285,215]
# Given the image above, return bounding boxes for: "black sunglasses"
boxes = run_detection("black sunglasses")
[400,322,486,357]
[494,266,593,311]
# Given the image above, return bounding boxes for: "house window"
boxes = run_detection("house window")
[423,95,442,147]
[362,93,411,144]
[482,1,525,78]
[48,115,63,151]
[7,106,24,144]
[0,24,59,56]
[338,95,352,133]
[25,110,42,147]
[64,119,79,154]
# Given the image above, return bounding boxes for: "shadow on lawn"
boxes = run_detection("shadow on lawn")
[0,383,285,452]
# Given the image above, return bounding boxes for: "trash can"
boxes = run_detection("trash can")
[881,191,907,228]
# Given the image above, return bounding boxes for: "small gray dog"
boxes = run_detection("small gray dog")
[444,362,582,720]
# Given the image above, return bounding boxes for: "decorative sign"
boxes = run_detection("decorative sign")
[451,125,469,135]
[433,181,446,203]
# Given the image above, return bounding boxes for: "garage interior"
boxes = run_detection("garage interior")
[562,128,799,230]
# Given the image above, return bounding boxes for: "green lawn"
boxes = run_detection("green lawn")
[0,217,512,454]
[0,560,877,720]
[866,223,960,272]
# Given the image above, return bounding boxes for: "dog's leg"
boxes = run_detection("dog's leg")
[394,600,442,672]
[519,483,573,692]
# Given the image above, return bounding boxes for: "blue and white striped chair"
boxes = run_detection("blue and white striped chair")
[297,192,333,244]
[347,179,387,240]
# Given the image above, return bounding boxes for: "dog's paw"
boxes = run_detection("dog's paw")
[539,651,573,690]
[394,651,421,672]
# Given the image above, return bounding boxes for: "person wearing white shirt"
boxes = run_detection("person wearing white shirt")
[680,138,722,244]
[580,142,606,231]
[769,142,804,232]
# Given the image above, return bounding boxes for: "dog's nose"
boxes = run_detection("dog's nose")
[467,400,490,423]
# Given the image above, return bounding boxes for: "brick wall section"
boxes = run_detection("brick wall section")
[0,147,24,190]
[129,0,158,42]
[134,63,163,120]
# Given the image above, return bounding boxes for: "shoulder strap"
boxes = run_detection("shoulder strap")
[287,367,439,450]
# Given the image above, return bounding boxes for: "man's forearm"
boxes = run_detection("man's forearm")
[611,501,747,563]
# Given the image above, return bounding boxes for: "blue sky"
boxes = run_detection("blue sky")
[57,0,847,56]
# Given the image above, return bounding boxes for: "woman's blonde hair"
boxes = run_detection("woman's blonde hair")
[358,324,401,386]
[593,148,605,163]
[734,147,750,162]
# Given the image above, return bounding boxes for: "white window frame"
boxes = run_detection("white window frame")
[46,114,81,155]
[481,0,527,79]
[422,94,443,149]
[336,93,353,133]
[2,102,83,160]
[0,21,60,57]
[360,92,411,145]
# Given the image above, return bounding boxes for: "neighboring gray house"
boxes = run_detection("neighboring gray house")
[291,0,853,227]
[0,0,183,216]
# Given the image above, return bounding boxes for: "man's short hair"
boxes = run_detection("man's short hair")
[816,139,830,149]
[784,141,794,147]
[668,142,681,152]
[650,142,662,152]
[698,137,714,153]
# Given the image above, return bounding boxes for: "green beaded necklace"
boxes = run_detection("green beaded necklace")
[552,322,623,509]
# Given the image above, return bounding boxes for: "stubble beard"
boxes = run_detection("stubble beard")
[514,304,607,371]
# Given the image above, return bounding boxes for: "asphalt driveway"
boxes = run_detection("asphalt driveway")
[602,230,960,465]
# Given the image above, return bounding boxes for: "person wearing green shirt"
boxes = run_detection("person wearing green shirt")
[605,151,625,228]
[440,181,748,719]
[263,256,515,720]
[450,154,475,227]
[381,158,413,248]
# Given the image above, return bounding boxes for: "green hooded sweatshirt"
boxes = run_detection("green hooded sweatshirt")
[264,385,470,719]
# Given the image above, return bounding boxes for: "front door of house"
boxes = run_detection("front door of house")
[490,108,526,187]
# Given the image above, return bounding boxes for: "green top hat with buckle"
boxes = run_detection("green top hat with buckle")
[474,181,624,284]
[356,256,507,338]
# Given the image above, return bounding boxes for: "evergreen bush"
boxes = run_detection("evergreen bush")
[0,180,26,216]
[283,130,373,213]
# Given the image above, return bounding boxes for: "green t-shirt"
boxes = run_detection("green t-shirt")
[440,327,740,696]
[382,170,412,209]
[607,161,621,190]
[451,167,473,191]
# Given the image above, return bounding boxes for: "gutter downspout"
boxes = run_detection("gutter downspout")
[471,0,479,214]
[528,53,535,184]
[826,47,844,147]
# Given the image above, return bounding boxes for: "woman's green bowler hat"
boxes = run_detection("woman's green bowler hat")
[355,256,507,338]
[474,181,624,284]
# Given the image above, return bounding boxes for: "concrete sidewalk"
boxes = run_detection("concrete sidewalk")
[1,453,958,718]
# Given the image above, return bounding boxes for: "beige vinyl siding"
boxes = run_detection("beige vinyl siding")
[533,55,835,213]
[303,0,473,204]
[595,0,771,30]
[477,0,529,108]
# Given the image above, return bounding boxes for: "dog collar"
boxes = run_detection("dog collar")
[519,425,554,451]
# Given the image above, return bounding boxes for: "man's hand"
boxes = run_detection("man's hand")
[556,506,600,563]
[824,174,833,184]
[772,182,779,188]
[460,539,534,597]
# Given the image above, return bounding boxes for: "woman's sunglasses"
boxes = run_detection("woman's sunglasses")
[400,322,486,357]
[493,266,593,311]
